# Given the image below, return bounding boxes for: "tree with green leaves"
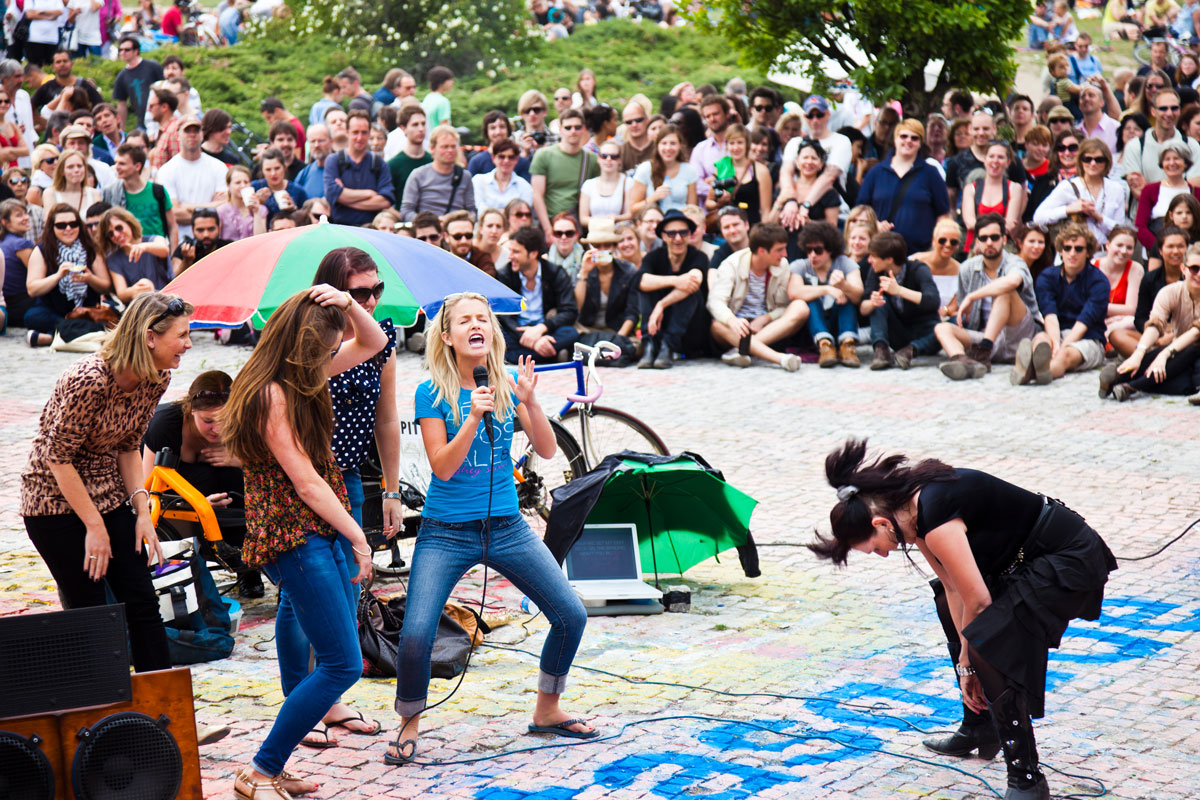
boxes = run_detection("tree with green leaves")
[688,1,1030,117]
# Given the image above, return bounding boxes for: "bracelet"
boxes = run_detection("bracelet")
[343,291,354,311]
[352,544,372,557]
[127,488,150,507]
[381,491,401,500]
[782,198,799,208]
[955,664,976,677]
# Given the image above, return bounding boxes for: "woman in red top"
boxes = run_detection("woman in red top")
[0,89,29,169]
[1021,125,1052,182]
[961,141,1026,250]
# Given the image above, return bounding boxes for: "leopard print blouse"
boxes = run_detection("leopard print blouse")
[21,354,169,518]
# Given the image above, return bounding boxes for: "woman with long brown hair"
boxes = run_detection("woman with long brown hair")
[628,123,698,215]
[225,285,386,799]
[811,439,1116,800]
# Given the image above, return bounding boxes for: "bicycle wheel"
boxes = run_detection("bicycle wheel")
[512,415,586,530]
[1133,37,1158,67]
[562,405,668,467]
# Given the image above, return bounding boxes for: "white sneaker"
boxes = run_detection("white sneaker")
[778,354,802,372]
[721,348,751,367]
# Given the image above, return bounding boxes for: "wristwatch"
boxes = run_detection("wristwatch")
[802,201,813,210]
[955,664,976,677]
[381,491,402,500]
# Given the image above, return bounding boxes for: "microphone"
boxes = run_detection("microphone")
[472,365,494,443]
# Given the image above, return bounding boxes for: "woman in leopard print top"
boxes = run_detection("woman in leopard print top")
[21,292,194,672]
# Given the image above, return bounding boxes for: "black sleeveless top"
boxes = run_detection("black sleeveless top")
[733,163,762,225]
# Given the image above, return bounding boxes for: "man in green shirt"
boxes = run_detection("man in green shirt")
[421,66,454,129]
[387,105,432,207]
[530,108,598,246]
[100,142,178,255]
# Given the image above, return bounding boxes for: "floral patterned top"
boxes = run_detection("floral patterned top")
[329,317,396,472]
[241,450,349,569]
[21,354,169,517]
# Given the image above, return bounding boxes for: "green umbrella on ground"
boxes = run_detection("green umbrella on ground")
[583,455,758,581]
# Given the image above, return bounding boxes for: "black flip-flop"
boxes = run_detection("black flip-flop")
[326,711,382,736]
[383,737,417,766]
[527,719,599,740]
[297,724,337,749]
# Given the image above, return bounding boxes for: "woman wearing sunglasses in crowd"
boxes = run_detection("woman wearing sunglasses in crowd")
[27,144,61,208]
[913,218,964,320]
[21,293,193,673]
[98,206,172,304]
[1,198,36,330]
[1024,129,1079,224]
[386,291,591,767]
[579,140,630,229]
[4,166,45,240]
[23,203,111,347]
[1033,138,1127,248]
[281,247,402,750]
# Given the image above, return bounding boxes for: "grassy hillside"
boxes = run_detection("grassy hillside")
[74,20,791,144]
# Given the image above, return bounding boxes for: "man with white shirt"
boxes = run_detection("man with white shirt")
[155,116,230,237]
[779,95,852,231]
[471,138,532,212]
[0,60,36,168]
[23,0,65,66]
[1119,88,1200,202]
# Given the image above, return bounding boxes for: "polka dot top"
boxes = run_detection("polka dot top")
[330,317,397,471]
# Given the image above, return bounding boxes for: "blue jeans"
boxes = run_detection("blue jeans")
[868,304,940,355]
[275,467,362,695]
[1028,23,1050,49]
[807,300,859,343]
[23,303,62,335]
[503,324,580,364]
[395,514,587,717]
[256,535,361,776]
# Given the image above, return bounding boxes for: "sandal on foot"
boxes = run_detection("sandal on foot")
[383,737,417,766]
[234,768,294,800]
[296,724,337,750]
[277,771,319,796]
[325,710,382,736]
[527,718,599,739]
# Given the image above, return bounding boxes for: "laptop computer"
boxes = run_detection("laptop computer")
[562,523,663,613]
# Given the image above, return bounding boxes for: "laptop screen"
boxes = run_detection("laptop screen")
[564,525,639,581]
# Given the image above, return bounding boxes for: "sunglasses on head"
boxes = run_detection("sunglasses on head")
[149,297,186,329]
[191,389,230,406]
[348,280,385,303]
[53,220,81,231]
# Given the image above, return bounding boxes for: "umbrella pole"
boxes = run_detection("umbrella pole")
[642,476,660,590]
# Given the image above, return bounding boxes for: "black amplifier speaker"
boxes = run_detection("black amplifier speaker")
[0,605,202,799]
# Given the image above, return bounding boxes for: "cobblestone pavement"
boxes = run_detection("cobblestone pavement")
[2,332,1197,800]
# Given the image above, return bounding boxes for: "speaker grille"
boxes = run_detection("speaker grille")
[0,730,55,800]
[0,607,131,718]
[72,713,182,800]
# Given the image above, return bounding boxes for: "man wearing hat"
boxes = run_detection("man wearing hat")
[1045,104,1077,137]
[778,95,853,231]
[637,208,711,368]
[155,116,230,238]
[60,124,117,189]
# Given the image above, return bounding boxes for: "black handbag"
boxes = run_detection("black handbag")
[357,590,485,679]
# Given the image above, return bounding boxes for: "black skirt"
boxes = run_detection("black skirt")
[962,500,1117,718]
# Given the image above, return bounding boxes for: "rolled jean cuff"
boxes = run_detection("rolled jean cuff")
[539,669,569,695]
[251,759,277,779]
[838,332,858,343]
[394,697,427,718]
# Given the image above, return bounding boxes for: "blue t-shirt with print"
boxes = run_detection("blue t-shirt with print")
[414,376,520,523]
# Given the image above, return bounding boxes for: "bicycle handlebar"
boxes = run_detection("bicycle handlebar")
[567,341,621,403]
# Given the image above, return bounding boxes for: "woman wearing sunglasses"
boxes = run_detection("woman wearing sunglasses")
[27,144,61,208]
[98,206,172,304]
[281,247,401,750]
[23,203,112,347]
[21,292,193,673]
[1024,129,1079,224]
[141,370,263,597]
[1033,138,1127,248]
[912,218,964,321]
[578,140,630,229]
[4,166,45,240]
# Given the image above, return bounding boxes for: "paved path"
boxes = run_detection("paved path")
[1,333,1197,800]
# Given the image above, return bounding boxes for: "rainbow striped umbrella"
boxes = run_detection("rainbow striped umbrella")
[163,224,522,329]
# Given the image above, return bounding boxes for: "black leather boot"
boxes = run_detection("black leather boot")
[990,688,1050,800]
[923,702,1000,758]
